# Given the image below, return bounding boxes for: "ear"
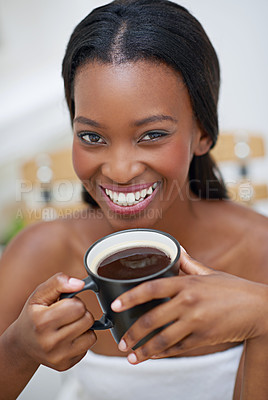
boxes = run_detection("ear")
[193,130,213,156]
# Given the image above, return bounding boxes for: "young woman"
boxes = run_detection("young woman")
[0,1,267,399]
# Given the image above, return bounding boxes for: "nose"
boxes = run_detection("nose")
[101,148,145,184]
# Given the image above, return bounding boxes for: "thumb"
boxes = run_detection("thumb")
[179,247,214,276]
[29,273,85,306]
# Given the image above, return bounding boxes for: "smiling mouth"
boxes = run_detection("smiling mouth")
[102,182,158,207]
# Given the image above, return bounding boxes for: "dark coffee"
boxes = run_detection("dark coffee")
[97,246,171,280]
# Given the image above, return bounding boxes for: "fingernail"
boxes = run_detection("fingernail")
[118,339,127,351]
[180,246,186,253]
[127,353,137,364]
[111,299,122,311]
[68,278,84,289]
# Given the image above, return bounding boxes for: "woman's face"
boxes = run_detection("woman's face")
[72,60,209,231]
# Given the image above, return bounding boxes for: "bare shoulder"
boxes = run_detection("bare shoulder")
[0,207,109,293]
[205,200,268,282]
[219,200,268,246]
[0,219,76,296]
[2,219,73,270]
[0,219,74,332]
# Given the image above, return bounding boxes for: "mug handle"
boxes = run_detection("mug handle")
[60,276,113,330]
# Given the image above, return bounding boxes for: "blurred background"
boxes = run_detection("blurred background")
[0,0,267,398]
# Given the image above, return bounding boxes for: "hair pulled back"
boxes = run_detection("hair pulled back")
[62,0,228,206]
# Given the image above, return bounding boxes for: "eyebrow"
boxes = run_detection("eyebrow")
[73,114,178,128]
[73,116,104,128]
[133,114,178,127]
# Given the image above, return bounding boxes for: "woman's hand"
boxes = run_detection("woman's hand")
[111,249,268,364]
[7,273,97,371]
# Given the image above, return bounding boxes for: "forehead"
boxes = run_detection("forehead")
[73,60,193,119]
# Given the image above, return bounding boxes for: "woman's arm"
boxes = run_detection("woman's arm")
[240,335,268,400]
[0,273,97,400]
[0,223,96,399]
[0,322,39,400]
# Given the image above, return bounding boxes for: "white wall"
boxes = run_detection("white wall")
[0,0,267,163]
[181,0,268,132]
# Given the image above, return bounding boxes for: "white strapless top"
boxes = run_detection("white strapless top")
[56,345,244,400]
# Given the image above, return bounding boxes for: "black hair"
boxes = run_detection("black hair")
[62,0,228,207]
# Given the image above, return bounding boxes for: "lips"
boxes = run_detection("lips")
[100,182,160,215]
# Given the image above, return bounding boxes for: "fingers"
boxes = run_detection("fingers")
[29,273,85,306]
[55,309,95,343]
[71,330,97,356]
[41,297,89,329]
[66,353,88,370]
[126,321,192,364]
[150,335,198,360]
[28,300,95,350]
[15,274,97,371]
[28,285,95,350]
[45,330,97,371]
[179,247,214,276]
[111,276,181,312]
[111,250,215,313]
[58,330,97,370]
[118,297,182,351]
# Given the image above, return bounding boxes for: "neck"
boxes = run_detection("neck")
[153,187,201,247]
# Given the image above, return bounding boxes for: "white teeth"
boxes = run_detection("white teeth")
[126,193,135,205]
[141,189,146,198]
[104,182,158,206]
[135,191,141,200]
[117,192,126,205]
[113,192,118,201]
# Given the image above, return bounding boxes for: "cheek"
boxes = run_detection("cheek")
[156,141,191,181]
[72,141,97,181]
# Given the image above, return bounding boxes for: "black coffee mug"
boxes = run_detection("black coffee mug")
[60,229,180,349]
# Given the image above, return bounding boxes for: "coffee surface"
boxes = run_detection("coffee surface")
[97,246,171,280]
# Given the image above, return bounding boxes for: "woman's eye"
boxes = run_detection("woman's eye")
[140,131,168,142]
[78,132,105,145]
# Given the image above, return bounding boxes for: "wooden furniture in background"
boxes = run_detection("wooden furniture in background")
[20,147,87,224]
[211,132,268,204]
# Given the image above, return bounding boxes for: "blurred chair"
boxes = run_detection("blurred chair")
[20,147,87,225]
[211,131,268,205]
